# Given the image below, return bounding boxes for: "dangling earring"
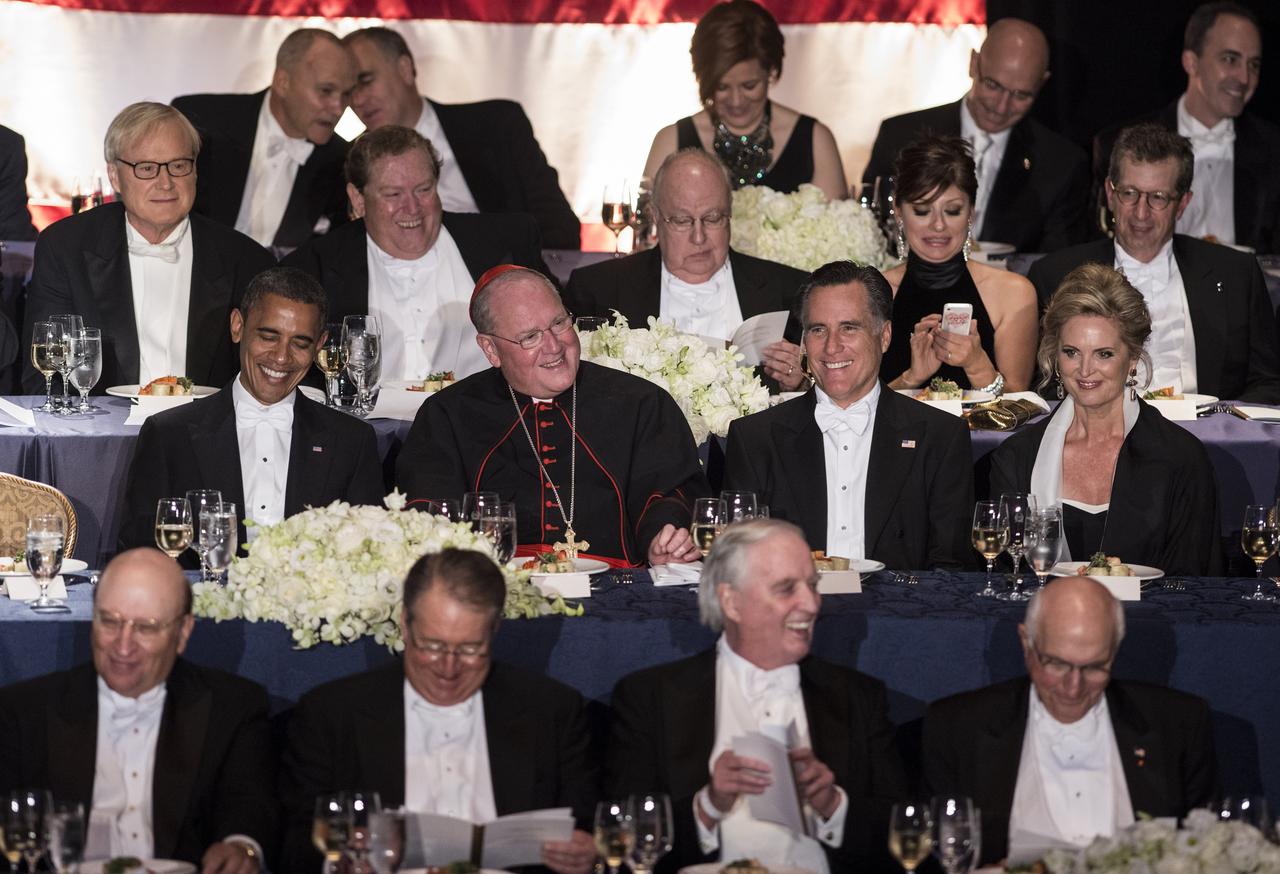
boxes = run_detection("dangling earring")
[1125,370,1138,402]
[962,220,974,262]
[1055,370,1064,400]
[896,226,908,262]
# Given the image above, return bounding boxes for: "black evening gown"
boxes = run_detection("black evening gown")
[675,114,815,194]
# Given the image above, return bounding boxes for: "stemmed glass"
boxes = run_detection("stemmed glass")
[1024,507,1064,595]
[1240,504,1279,601]
[889,801,934,872]
[342,315,382,417]
[4,789,50,874]
[691,498,726,558]
[720,490,758,523]
[366,809,405,874]
[627,793,672,874]
[602,182,633,256]
[49,314,84,415]
[201,502,238,584]
[593,800,634,874]
[344,791,381,871]
[186,490,223,581]
[26,514,68,614]
[996,492,1036,601]
[462,491,500,530]
[971,501,1006,598]
[931,796,977,874]
[312,793,350,874]
[316,323,346,407]
[155,497,193,560]
[480,501,517,564]
[67,327,102,412]
[30,321,62,413]
[45,801,85,874]
[1217,796,1273,838]
[421,498,462,522]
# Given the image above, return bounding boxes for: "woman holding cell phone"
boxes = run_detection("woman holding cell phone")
[879,133,1038,394]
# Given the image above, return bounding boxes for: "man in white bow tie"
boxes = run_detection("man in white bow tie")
[23,102,274,393]
[923,576,1216,867]
[722,260,975,569]
[606,519,908,873]
[0,548,277,872]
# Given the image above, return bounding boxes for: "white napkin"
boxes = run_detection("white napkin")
[369,387,431,421]
[1002,391,1050,413]
[5,575,68,601]
[124,395,194,424]
[651,561,703,586]
[1233,405,1280,423]
[0,397,36,427]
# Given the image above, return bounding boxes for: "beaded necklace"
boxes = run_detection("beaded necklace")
[712,100,774,188]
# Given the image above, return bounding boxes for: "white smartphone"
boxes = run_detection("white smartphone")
[941,303,973,336]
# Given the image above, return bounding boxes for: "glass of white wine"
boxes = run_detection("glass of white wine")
[889,801,934,872]
[316,323,347,407]
[593,800,634,874]
[30,321,62,413]
[971,501,1006,598]
[155,497,193,560]
[691,498,726,558]
[27,513,68,614]
[1241,504,1279,601]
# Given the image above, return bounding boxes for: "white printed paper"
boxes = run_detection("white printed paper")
[731,311,791,366]
[5,575,67,601]
[403,807,573,869]
[732,731,806,835]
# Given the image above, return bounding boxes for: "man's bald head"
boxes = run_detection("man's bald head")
[966,18,1050,135]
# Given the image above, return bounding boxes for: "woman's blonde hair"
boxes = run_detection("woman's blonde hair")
[1037,263,1152,391]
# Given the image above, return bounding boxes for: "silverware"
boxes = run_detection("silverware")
[615,570,633,585]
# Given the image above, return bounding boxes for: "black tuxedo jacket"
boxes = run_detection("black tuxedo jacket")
[22,202,274,393]
[0,659,278,864]
[723,386,974,570]
[281,211,555,321]
[862,100,1090,253]
[922,677,1217,866]
[172,90,350,248]
[0,123,36,241]
[1027,234,1280,404]
[606,650,909,873]
[1091,101,1280,254]
[119,384,385,554]
[278,660,598,873]
[431,98,579,249]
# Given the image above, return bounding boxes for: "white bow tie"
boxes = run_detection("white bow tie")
[744,663,800,702]
[815,401,871,435]
[1186,124,1235,149]
[128,240,181,264]
[238,401,292,432]
[668,273,722,299]
[107,688,166,734]
[1117,256,1169,290]
[267,135,314,167]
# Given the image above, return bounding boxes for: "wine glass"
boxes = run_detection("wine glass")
[480,501,517,564]
[462,491,500,530]
[67,327,102,412]
[44,801,84,874]
[971,501,1006,598]
[1217,796,1274,838]
[30,321,62,413]
[602,182,633,256]
[1241,504,1279,601]
[316,323,347,407]
[155,497,193,560]
[201,502,238,584]
[889,801,934,872]
[593,800,634,874]
[342,315,382,417]
[366,809,405,874]
[691,498,726,558]
[1024,507,1064,595]
[720,490,759,523]
[26,514,68,614]
[48,314,84,415]
[4,789,50,874]
[931,796,976,874]
[344,791,381,870]
[420,498,462,522]
[312,793,350,874]
[186,490,223,582]
[627,793,672,874]
[996,492,1036,601]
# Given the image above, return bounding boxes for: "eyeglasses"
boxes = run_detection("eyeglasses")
[1110,184,1178,211]
[657,210,730,233]
[487,312,576,350]
[974,59,1038,103]
[1031,645,1112,683]
[113,158,195,180]
[409,636,489,663]
[93,609,185,640]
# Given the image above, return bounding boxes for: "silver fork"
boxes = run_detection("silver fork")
[615,569,634,585]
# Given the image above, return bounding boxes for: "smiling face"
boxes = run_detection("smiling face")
[711,58,773,132]
[107,118,197,245]
[1020,579,1119,724]
[1182,13,1261,127]
[1057,314,1136,413]
[348,147,442,260]
[401,584,495,707]
[802,281,891,409]
[230,292,325,405]
[655,153,732,284]
[347,37,422,130]
[1107,156,1190,263]
[901,184,972,263]
[92,550,193,699]
[476,277,581,399]
[719,529,819,670]
[964,30,1047,134]
[271,37,356,144]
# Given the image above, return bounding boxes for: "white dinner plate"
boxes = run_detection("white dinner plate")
[526,557,610,576]
[1051,561,1164,581]
[680,865,814,874]
[818,559,884,574]
[0,558,88,578]
[106,384,218,399]
[80,861,196,874]
[896,388,994,404]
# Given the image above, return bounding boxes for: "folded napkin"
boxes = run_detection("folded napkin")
[966,397,1048,431]
[1231,405,1280,423]
[5,575,68,601]
[124,395,194,425]
[651,561,703,586]
[0,397,36,428]
[369,387,431,421]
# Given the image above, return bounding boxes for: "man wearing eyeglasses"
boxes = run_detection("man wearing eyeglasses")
[22,102,274,393]
[861,17,1090,254]
[279,548,597,874]
[396,265,710,567]
[921,576,1215,867]
[0,548,277,873]
[1029,123,1280,403]
[563,149,808,391]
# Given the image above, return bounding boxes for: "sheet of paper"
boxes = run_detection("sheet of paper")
[1233,405,1280,423]
[403,812,476,868]
[5,575,68,601]
[817,570,862,594]
[369,387,431,421]
[1007,826,1082,866]
[0,397,36,427]
[733,731,806,835]
[482,808,574,870]
[123,395,193,425]
[731,311,790,365]
[532,572,591,598]
[1093,575,1141,601]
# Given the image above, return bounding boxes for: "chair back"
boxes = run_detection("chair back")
[0,473,79,558]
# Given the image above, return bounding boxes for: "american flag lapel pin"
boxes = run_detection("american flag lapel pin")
[312,445,323,453]
[901,439,917,449]
[1134,747,1146,767]
[1023,157,1031,171]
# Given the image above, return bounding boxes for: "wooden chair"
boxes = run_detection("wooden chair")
[0,473,78,558]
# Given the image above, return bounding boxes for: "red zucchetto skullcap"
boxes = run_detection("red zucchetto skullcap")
[472,264,528,299]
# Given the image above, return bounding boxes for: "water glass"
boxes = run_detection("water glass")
[186,490,223,581]
[480,501,517,564]
[366,809,405,874]
[342,315,382,417]
[720,490,758,523]
[67,327,102,412]
[26,514,67,614]
[627,793,672,874]
[200,502,238,584]
[1025,507,1064,593]
[931,796,977,874]
[45,801,84,874]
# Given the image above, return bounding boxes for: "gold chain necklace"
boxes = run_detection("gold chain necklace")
[509,382,578,547]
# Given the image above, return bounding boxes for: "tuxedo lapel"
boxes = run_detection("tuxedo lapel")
[327,221,372,317]
[483,666,538,817]
[188,388,246,524]
[800,660,851,781]
[1107,684,1164,817]
[974,681,1029,830]
[664,652,718,799]
[84,207,141,384]
[863,390,919,555]
[285,392,336,516]
[185,218,234,386]
[1233,117,1266,247]
[443,213,510,282]
[354,665,407,808]
[773,392,827,547]
[1173,237,1223,392]
[728,249,776,319]
[48,666,98,814]
[206,92,261,229]
[432,101,501,211]
[619,248,663,326]
[983,121,1032,240]
[152,661,212,859]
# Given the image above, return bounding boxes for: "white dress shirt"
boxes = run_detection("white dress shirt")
[696,636,847,872]
[1176,95,1236,244]
[234,93,315,247]
[89,678,166,858]
[1009,692,1134,849]
[403,680,497,822]
[960,100,1011,238]
[414,99,480,214]
[232,376,294,538]
[126,217,193,385]
[366,226,489,380]
[1115,240,1198,392]
[658,261,743,342]
[814,382,879,560]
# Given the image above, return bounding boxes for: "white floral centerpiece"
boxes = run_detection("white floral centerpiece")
[1035,810,1280,873]
[730,183,894,272]
[193,492,581,651]
[578,315,770,444]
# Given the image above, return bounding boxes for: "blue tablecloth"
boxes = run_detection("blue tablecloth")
[5,569,1278,808]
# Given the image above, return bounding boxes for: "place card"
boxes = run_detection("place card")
[1093,575,1140,601]
[1146,399,1197,421]
[369,387,431,421]
[5,575,68,601]
[531,572,591,599]
[124,395,193,425]
[915,398,964,416]
[818,570,862,594]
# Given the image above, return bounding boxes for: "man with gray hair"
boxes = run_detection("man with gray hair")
[923,576,1216,866]
[606,519,906,872]
[24,101,273,392]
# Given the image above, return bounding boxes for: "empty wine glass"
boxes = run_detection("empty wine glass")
[602,182,633,256]
[889,801,934,872]
[27,514,68,614]
[691,498,726,558]
[201,502,238,584]
[30,321,62,413]
[67,327,102,412]
[4,789,50,874]
[720,490,758,523]
[1241,504,1279,601]
[996,492,1036,601]
[593,800,634,874]
[48,314,83,415]
[971,501,1006,598]
[155,497,193,560]
[187,490,223,582]
[627,793,672,874]
[366,809,405,874]
[1024,507,1064,594]
[931,796,976,874]
[342,315,382,417]
[44,801,84,874]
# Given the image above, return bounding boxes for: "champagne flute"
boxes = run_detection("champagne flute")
[593,800,634,874]
[930,796,976,874]
[461,491,500,530]
[201,502,238,584]
[366,809,405,874]
[602,182,633,256]
[627,793,672,874]
[889,801,934,872]
[67,327,102,412]
[1241,504,1279,601]
[996,492,1036,601]
[155,497,193,559]
[971,501,1006,598]
[27,514,68,614]
[691,498,726,558]
[45,801,85,874]
[49,314,83,415]
[30,321,61,413]
[4,789,50,874]
[312,793,349,874]
[720,490,758,523]
[1025,507,1064,595]
[316,323,347,407]
[186,490,223,582]
[480,501,518,564]
[342,315,382,417]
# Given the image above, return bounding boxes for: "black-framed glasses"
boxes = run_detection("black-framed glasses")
[656,209,730,233]
[1030,644,1112,682]
[409,636,489,663]
[974,59,1038,103]
[486,312,575,350]
[113,158,195,180]
[93,608,185,640]
[1110,184,1178,211]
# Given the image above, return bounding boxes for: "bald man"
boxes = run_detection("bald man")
[0,550,276,873]
[862,18,1089,253]
[922,577,1215,866]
